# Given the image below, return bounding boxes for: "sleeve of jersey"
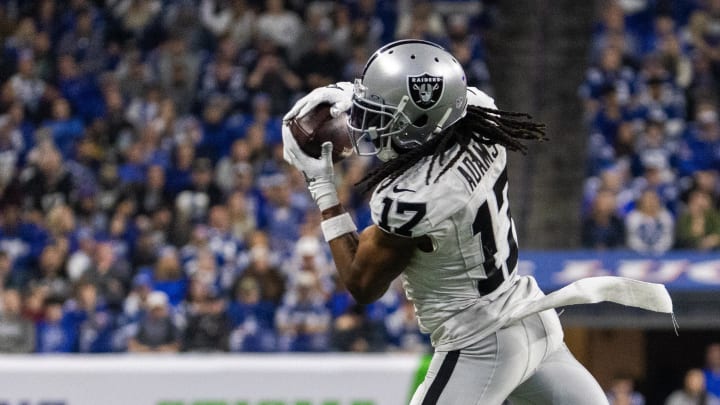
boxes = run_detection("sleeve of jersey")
[466,86,498,109]
[369,176,469,239]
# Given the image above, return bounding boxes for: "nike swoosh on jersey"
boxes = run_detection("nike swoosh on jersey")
[392,185,416,193]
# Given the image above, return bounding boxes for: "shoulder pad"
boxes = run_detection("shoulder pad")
[466,87,497,109]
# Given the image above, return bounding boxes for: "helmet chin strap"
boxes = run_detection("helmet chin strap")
[434,108,453,134]
[375,96,410,162]
[376,130,398,161]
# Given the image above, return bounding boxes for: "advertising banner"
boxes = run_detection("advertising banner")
[0,354,421,405]
[519,250,720,292]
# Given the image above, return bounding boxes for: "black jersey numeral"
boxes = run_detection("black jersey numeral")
[379,198,427,237]
[472,170,517,273]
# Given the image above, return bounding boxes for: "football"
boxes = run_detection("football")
[288,102,353,163]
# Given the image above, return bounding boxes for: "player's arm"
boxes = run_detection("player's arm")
[321,205,414,304]
[282,124,411,304]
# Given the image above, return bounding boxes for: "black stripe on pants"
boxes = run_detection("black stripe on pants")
[422,350,461,405]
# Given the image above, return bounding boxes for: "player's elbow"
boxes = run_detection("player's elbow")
[349,289,380,305]
[345,280,383,305]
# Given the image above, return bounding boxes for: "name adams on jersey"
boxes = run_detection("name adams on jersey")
[456,143,500,192]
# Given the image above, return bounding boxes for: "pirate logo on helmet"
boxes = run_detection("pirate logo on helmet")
[407,73,444,110]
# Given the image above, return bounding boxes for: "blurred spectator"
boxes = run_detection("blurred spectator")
[115,49,151,100]
[689,0,720,76]
[591,2,640,63]
[330,303,385,352]
[255,0,303,51]
[245,39,301,115]
[665,368,720,405]
[57,8,106,75]
[200,0,255,49]
[582,188,626,249]
[676,190,720,250]
[126,84,162,131]
[134,164,172,217]
[0,201,47,287]
[226,189,257,242]
[7,51,48,119]
[65,282,114,353]
[705,343,720,398]
[284,235,333,296]
[35,297,77,353]
[55,54,104,124]
[175,158,223,223]
[630,153,679,215]
[395,1,445,41]
[682,170,720,208]
[0,289,35,353]
[295,31,344,91]
[127,290,180,353]
[207,205,244,267]
[196,97,231,161]
[196,59,247,115]
[384,295,428,352]
[148,34,200,109]
[606,374,646,405]
[31,243,71,301]
[121,272,154,324]
[181,279,230,352]
[632,120,680,177]
[215,139,250,194]
[85,242,129,311]
[678,101,720,177]
[228,276,276,352]
[275,271,330,352]
[65,231,95,282]
[110,0,161,45]
[258,173,305,255]
[238,242,285,306]
[580,46,636,115]
[631,75,685,137]
[625,189,675,254]
[22,145,75,213]
[165,142,195,196]
[143,247,187,307]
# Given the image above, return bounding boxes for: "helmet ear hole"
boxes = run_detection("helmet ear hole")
[412,114,428,127]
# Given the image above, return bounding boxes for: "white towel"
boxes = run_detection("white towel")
[507,276,675,326]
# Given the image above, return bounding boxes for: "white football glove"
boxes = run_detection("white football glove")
[283,82,354,122]
[282,124,338,211]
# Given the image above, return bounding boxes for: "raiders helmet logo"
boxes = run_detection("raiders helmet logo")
[408,73,444,109]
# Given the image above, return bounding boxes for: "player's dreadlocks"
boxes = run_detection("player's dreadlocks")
[355,105,548,194]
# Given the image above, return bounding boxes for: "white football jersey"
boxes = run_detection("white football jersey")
[369,88,545,351]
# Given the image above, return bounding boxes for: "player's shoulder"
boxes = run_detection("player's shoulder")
[466,87,497,109]
[369,157,471,238]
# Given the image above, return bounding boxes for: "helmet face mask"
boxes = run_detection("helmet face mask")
[347,40,468,162]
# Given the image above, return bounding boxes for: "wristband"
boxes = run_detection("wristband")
[321,213,357,241]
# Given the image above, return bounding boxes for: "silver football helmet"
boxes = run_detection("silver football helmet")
[348,40,468,161]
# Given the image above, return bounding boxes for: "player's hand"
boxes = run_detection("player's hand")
[283,82,353,122]
[282,124,338,211]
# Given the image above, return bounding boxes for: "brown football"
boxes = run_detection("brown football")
[288,102,353,163]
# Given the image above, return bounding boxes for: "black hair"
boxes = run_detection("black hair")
[355,105,548,194]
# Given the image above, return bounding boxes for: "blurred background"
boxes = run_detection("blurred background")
[0,0,718,404]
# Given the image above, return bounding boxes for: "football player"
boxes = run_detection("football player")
[283,40,673,404]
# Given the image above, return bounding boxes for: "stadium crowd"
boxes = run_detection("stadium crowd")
[0,0,495,354]
[580,0,720,254]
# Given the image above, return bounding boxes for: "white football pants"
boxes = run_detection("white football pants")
[409,309,609,405]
